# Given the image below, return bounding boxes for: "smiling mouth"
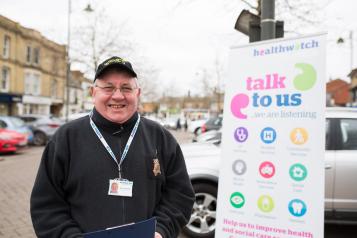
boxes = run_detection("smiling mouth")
[109,104,126,109]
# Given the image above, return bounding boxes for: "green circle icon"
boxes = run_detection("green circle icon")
[289,163,308,181]
[257,195,274,213]
[230,192,245,208]
[294,63,317,91]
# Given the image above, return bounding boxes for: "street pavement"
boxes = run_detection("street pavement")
[0,147,42,238]
[1,129,357,237]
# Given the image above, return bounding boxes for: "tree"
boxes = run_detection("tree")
[69,3,161,102]
[133,56,161,102]
[70,6,133,75]
[196,55,225,112]
[170,0,328,35]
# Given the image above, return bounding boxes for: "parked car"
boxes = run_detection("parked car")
[162,117,180,130]
[67,111,91,121]
[0,116,33,144]
[192,128,222,144]
[182,107,357,238]
[188,119,207,135]
[200,115,223,134]
[0,128,28,153]
[16,115,64,146]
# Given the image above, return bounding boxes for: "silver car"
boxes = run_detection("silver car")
[17,115,63,146]
[182,107,357,238]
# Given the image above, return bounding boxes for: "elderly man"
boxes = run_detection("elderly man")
[30,56,195,238]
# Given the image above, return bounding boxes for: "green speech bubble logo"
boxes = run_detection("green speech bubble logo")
[230,192,245,208]
[294,63,317,91]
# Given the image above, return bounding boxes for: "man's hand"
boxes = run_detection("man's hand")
[155,232,163,238]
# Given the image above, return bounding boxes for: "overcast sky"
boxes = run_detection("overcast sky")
[1,0,357,96]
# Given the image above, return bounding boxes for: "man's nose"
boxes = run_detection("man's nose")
[111,88,125,97]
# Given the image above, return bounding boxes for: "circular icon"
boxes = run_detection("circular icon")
[234,127,248,143]
[260,127,276,144]
[290,128,308,145]
[257,195,274,213]
[289,163,308,182]
[288,199,307,217]
[230,192,245,208]
[231,94,249,119]
[259,161,275,179]
[294,63,317,91]
[232,160,247,175]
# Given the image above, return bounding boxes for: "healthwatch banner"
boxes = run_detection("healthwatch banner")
[216,33,326,238]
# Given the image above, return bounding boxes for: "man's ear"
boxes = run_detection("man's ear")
[89,86,94,97]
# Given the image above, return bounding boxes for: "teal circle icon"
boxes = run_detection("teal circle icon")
[288,199,307,217]
[289,163,307,182]
[230,192,245,208]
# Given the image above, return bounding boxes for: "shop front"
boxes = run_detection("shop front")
[0,93,22,115]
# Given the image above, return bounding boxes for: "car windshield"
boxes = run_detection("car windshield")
[10,117,25,127]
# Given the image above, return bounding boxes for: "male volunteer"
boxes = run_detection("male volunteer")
[30,56,195,238]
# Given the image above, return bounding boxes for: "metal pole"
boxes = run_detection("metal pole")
[261,0,275,41]
[65,0,71,122]
[350,31,354,70]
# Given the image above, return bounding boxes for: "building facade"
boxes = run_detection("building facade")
[67,70,93,114]
[0,15,66,116]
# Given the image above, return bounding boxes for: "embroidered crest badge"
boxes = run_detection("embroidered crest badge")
[153,158,161,176]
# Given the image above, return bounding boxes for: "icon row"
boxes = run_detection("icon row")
[230,192,307,217]
[234,127,309,145]
[233,160,307,181]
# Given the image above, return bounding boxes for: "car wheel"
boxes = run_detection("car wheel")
[33,131,47,146]
[183,183,217,238]
[194,127,202,135]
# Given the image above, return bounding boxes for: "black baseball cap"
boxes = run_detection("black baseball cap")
[94,56,137,81]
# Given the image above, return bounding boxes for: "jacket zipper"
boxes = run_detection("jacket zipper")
[118,136,125,224]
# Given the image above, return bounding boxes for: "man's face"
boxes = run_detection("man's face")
[91,71,141,124]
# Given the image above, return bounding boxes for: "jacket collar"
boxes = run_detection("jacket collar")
[91,108,139,135]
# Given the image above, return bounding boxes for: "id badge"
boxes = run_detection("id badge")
[108,179,133,197]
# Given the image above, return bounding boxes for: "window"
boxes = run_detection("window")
[33,48,40,64]
[26,46,31,63]
[51,79,57,98]
[1,67,10,92]
[25,73,31,94]
[3,35,10,58]
[0,120,7,128]
[32,73,41,95]
[340,119,357,150]
[24,72,41,95]
[70,88,76,104]
[325,119,330,150]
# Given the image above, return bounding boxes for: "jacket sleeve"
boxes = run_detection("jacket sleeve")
[154,140,195,238]
[30,138,82,238]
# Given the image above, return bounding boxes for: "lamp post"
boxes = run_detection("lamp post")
[65,2,94,122]
[261,0,275,41]
[234,0,283,42]
[337,30,354,71]
[84,4,94,13]
[65,0,71,122]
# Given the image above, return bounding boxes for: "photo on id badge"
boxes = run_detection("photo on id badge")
[109,180,119,195]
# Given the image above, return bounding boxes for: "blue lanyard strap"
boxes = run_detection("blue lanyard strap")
[89,112,141,178]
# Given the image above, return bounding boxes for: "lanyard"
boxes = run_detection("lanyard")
[89,112,141,179]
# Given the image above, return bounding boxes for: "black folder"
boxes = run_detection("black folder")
[83,217,156,238]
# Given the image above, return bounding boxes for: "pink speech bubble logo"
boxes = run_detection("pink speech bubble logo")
[230,93,249,119]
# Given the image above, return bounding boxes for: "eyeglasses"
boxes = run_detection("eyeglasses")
[95,84,138,95]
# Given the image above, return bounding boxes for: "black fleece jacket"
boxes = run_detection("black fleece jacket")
[30,109,195,238]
